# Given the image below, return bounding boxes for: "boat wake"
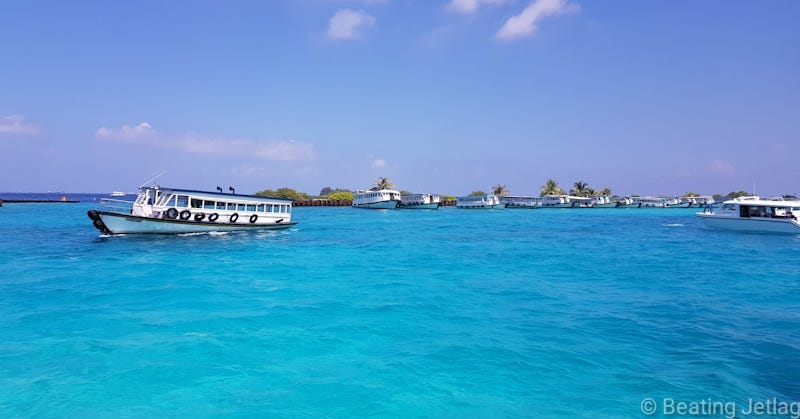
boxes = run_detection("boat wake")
[178,231,229,237]
[663,223,685,227]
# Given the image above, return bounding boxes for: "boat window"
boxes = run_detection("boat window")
[177,195,189,207]
[217,202,226,210]
[227,203,236,211]
[191,199,202,208]
[246,204,256,212]
[237,203,246,211]
[204,200,216,209]
[287,205,291,213]
[256,204,264,212]
[747,206,766,218]
[721,203,735,211]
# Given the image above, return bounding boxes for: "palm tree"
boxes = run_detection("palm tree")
[374,177,395,190]
[597,187,612,196]
[540,179,564,196]
[570,181,591,197]
[492,184,509,196]
[683,192,700,197]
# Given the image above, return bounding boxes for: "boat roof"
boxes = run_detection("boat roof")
[143,186,294,202]
[355,189,400,194]
[725,196,800,207]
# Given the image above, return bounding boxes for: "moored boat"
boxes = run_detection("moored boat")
[501,196,542,209]
[695,196,800,234]
[456,194,506,209]
[569,196,595,208]
[352,189,401,209]
[632,196,672,208]
[399,193,440,209]
[541,195,573,208]
[88,186,296,235]
[591,196,619,208]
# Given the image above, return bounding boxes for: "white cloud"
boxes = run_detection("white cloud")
[95,123,316,162]
[371,158,387,169]
[447,0,506,14]
[327,9,376,40]
[0,115,40,135]
[95,122,157,142]
[496,0,579,41]
[710,160,735,176]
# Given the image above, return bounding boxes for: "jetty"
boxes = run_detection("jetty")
[0,194,79,206]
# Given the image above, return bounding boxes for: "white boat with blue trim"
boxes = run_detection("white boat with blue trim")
[399,193,440,209]
[88,186,296,235]
[456,194,506,209]
[352,189,402,209]
[696,196,800,234]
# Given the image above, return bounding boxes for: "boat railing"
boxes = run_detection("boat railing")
[99,198,135,214]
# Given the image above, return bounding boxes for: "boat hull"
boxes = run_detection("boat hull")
[456,203,506,209]
[696,213,800,234]
[89,210,296,235]
[352,200,400,209]
[399,203,440,210]
[505,203,540,209]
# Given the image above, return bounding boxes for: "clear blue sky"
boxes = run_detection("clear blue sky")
[1,0,798,196]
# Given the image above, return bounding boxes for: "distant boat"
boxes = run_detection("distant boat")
[696,196,800,233]
[88,186,296,235]
[541,195,573,208]
[456,194,506,209]
[501,196,542,209]
[352,189,402,209]
[110,191,126,196]
[399,193,440,209]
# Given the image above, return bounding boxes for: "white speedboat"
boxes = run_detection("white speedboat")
[399,193,440,209]
[696,196,800,234]
[352,189,401,209]
[110,191,126,197]
[88,186,296,235]
[456,194,506,209]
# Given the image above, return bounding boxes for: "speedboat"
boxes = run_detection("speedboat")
[352,189,401,209]
[88,186,297,235]
[695,196,800,234]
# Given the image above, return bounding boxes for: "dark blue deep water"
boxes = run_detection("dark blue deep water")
[1,195,799,417]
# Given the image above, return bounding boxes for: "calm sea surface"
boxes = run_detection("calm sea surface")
[1,194,800,417]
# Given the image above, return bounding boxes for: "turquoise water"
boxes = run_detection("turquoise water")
[2,198,800,417]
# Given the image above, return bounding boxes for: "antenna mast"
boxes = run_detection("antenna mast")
[139,171,168,188]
